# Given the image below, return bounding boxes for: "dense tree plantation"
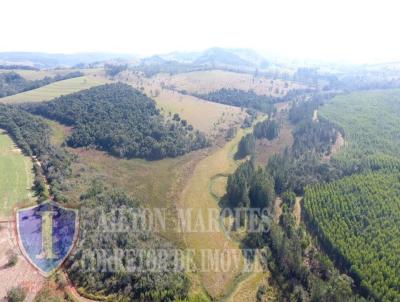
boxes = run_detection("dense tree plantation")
[0,104,73,201]
[67,183,189,302]
[27,83,209,160]
[300,89,400,301]
[320,89,400,173]
[304,172,400,301]
[197,88,276,114]
[0,71,83,97]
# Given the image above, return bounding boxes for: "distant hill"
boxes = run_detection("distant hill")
[0,52,136,68]
[134,48,271,76]
[157,48,269,70]
[193,48,253,68]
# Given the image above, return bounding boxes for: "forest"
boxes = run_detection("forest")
[26,83,209,160]
[0,71,83,97]
[67,183,189,302]
[197,88,276,114]
[223,98,366,301]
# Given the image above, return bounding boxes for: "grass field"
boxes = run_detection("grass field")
[0,76,109,104]
[118,71,246,135]
[152,70,304,96]
[178,119,265,299]
[43,118,72,146]
[156,90,245,134]
[0,130,34,218]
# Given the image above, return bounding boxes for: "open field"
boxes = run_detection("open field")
[0,130,34,218]
[178,122,260,299]
[117,70,246,135]
[42,119,72,146]
[0,76,109,104]
[156,89,245,134]
[152,70,304,96]
[255,119,293,167]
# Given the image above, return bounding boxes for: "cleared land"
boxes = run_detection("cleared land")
[0,222,45,302]
[255,120,293,167]
[0,130,34,218]
[117,70,246,135]
[152,70,304,96]
[0,76,108,104]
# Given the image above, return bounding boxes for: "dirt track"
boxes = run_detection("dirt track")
[0,222,45,302]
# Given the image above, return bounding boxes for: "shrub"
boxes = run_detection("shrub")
[7,286,26,302]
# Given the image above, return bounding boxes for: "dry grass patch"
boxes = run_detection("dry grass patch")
[255,120,293,167]
[152,70,304,96]
[0,222,45,302]
[117,70,246,135]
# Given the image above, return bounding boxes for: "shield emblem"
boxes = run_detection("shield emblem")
[16,201,79,277]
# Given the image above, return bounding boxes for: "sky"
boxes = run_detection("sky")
[1,0,399,64]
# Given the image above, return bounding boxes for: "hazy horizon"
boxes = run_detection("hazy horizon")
[1,0,400,64]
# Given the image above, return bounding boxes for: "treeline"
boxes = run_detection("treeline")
[0,71,83,97]
[266,95,343,195]
[26,83,209,160]
[0,104,73,201]
[67,183,189,302]
[104,64,128,77]
[197,88,276,114]
[0,65,38,70]
[135,61,208,77]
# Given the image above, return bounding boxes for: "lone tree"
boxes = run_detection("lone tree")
[7,286,26,302]
[7,252,18,267]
